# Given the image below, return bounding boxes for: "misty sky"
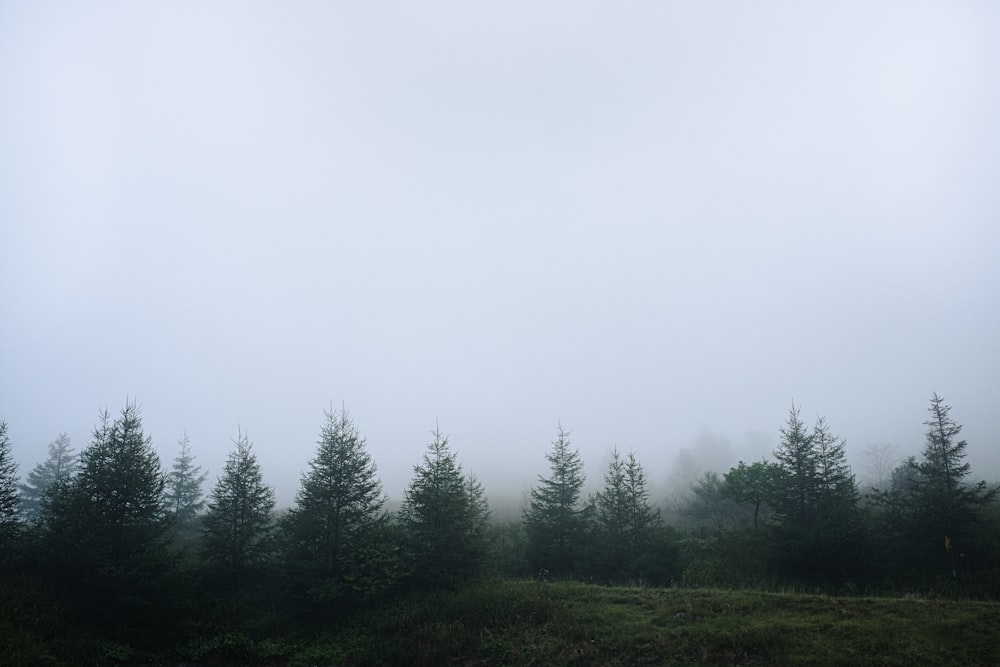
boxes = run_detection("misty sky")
[2,2,999,506]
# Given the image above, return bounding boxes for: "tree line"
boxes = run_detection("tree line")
[0,394,998,651]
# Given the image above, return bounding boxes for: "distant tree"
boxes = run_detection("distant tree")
[0,420,21,556]
[398,425,490,588]
[859,442,901,490]
[524,424,588,577]
[40,403,173,629]
[684,471,741,535]
[723,460,780,532]
[165,433,208,536]
[910,394,997,572]
[889,456,923,494]
[282,408,397,604]
[201,429,275,580]
[19,433,76,521]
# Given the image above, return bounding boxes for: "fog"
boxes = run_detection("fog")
[2,2,999,507]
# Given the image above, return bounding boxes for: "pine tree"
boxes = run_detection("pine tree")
[524,424,588,577]
[282,408,396,603]
[40,403,173,628]
[165,433,208,536]
[19,433,76,521]
[593,448,661,579]
[911,394,996,568]
[772,404,816,526]
[812,416,856,513]
[594,448,629,551]
[0,421,21,555]
[43,405,169,572]
[770,406,861,586]
[201,429,275,579]
[399,425,490,588]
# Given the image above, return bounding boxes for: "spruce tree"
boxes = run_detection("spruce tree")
[43,405,169,572]
[19,433,76,521]
[812,416,856,513]
[282,408,396,603]
[770,406,860,586]
[40,403,173,628]
[0,420,21,556]
[165,433,208,536]
[201,429,275,579]
[399,426,490,588]
[524,424,588,577]
[911,394,996,570]
[593,448,661,579]
[594,448,629,553]
[772,404,816,526]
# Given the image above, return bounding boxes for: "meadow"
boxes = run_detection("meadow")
[7,576,998,666]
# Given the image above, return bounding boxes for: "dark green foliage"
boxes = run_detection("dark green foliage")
[282,408,397,604]
[0,421,21,558]
[909,394,997,574]
[684,470,742,535]
[723,460,780,531]
[41,405,170,571]
[201,429,276,579]
[769,406,860,587]
[590,448,665,582]
[39,403,174,636]
[813,416,857,510]
[399,426,490,588]
[772,404,817,526]
[164,433,207,537]
[18,433,76,522]
[524,424,588,577]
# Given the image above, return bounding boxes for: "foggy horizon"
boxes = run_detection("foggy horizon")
[3,2,999,508]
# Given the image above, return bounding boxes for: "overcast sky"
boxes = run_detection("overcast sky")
[2,1,999,506]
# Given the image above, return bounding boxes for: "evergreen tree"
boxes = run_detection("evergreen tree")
[282,408,396,604]
[524,424,588,577]
[623,451,660,542]
[772,404,816,526]
[910,394,996,572]
[592,448,661,579]
[165,433,208,536]
[201,429,275,579]
[770,406,861,587]
[43,405,169,572]
[19,433,76,521]
[40,403,173,630]
[399,425,490,588]
[812,416,857,514]
[0,420,21,556]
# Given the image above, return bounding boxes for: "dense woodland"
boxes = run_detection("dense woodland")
[0,394,998,663]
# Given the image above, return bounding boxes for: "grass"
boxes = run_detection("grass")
[5,576,1000,665]
[287,579,1000,666]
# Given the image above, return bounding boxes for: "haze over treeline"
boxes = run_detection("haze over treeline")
[2,4,999,526]
[9,392,1000,512]
[3,392,999,512]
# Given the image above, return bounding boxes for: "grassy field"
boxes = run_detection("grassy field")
[278,579,1000,666]
[5,577,1000,665]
